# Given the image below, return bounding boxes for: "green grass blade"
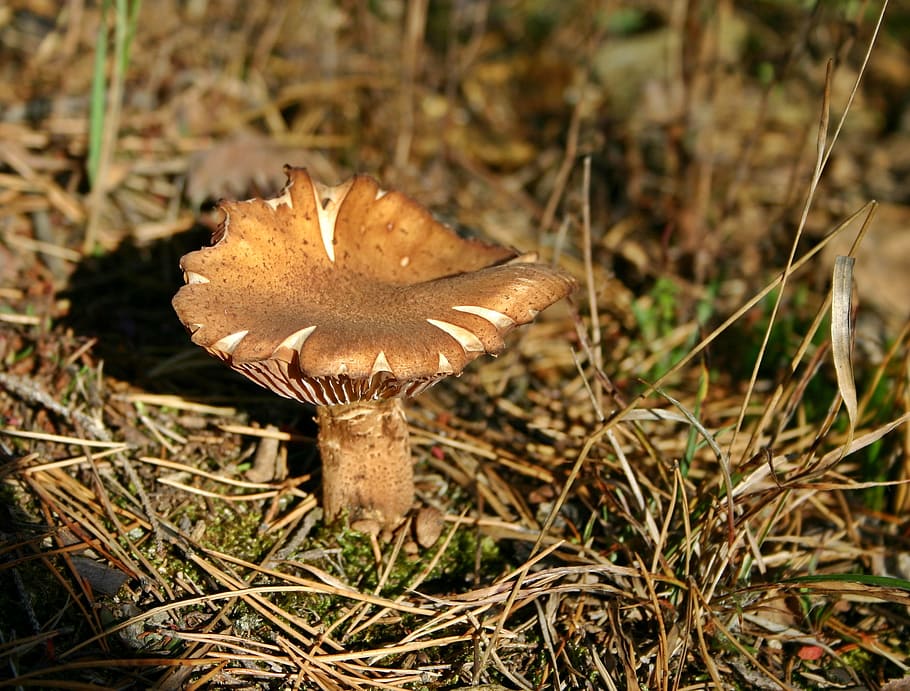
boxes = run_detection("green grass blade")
[785,572,910,591]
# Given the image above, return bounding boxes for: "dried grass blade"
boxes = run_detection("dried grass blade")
[139,456,283,489]
[0,427,125,449]
[816,412,910,470]
[120,393,237,415]
[831,255,858,446]
[727,59,833,463]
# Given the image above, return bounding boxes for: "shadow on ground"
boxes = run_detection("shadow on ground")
[58,226,314,434]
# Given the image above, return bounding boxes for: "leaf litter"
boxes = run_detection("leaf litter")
[1,1,909,689]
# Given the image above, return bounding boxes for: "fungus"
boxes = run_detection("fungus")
[173,167,575,531]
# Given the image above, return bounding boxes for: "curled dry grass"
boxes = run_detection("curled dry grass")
[1,1,909,689]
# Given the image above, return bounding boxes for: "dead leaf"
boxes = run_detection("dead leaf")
[186,131,337,206]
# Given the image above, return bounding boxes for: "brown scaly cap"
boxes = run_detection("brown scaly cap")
[172,167,576,406]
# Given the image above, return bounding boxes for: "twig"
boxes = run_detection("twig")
[537,99,581,250]
[0,372,108,441]
[394,0,428,170]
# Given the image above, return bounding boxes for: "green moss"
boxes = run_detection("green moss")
[839,646,873,672]
[199,504,275,561]
[426,528,506,585]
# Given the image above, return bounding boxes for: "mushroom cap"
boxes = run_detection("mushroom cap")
[173,167,576,406]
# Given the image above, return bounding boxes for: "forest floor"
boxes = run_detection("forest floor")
[1,1,909,689]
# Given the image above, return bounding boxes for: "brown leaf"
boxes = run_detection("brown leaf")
[186,131,336,207]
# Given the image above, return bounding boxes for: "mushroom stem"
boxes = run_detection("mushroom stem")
[316,397,413,529]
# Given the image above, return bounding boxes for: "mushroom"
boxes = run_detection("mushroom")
[173,167,575,531]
